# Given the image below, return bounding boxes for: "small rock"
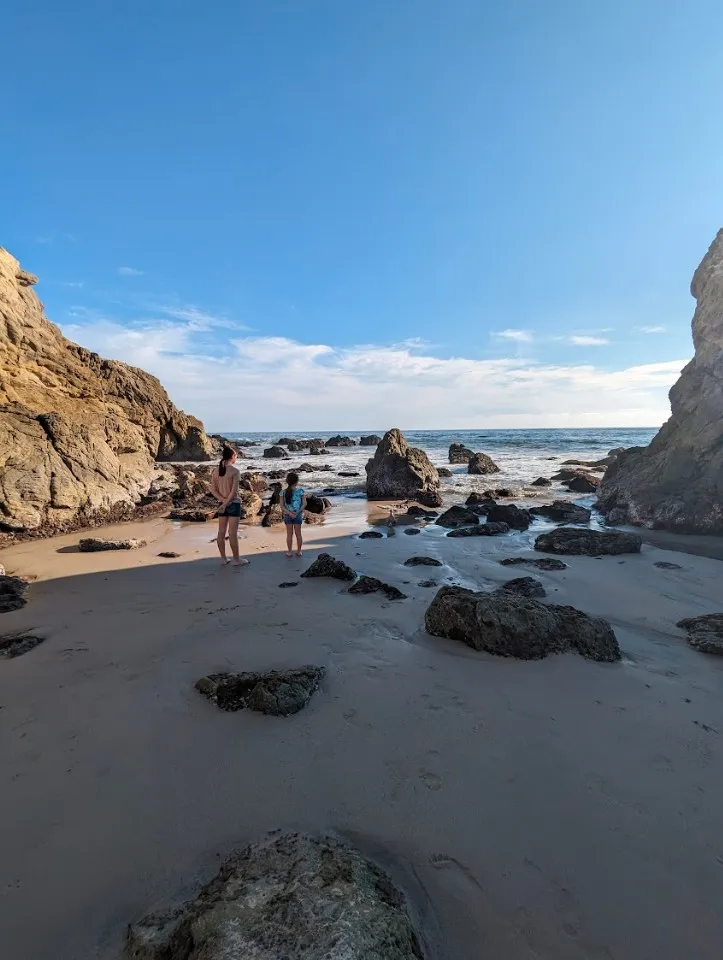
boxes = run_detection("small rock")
[300,553,356,581]
[404,527,421,535]
[78,537,146,552]
[338,471,360,477]
[676,614,723,655]
[0,575,28,613]
[348,576,407,600]
[407,505,438,517]
[564,473,601,493]
[419,579,438,588]
[196,666,325,715]
[500,557,567,571]
[168,507,216,522]
[263,445,290,459]
[278,582,299,588]
[359,434,382,446]
[404,556,442,567]
[531,477,552,487]
[446,522,509,537]
[0,631,44,659]
[496,576,546,599]
[530,501,592,523]
[438,467,453,477]
[359,530,384,539]
[535,528,642,556]
[158,551,181,558]
[654,561,683,570]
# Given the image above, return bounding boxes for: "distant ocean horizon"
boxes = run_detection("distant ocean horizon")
[222,427,657,497]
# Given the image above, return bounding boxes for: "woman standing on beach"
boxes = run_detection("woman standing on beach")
[210,445,248,566]
[282,471,306,558]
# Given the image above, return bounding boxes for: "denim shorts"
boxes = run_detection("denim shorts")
[283,511,303,525]
[220,502,241,518]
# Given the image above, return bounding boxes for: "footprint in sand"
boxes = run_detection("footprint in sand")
[419,768,443,791]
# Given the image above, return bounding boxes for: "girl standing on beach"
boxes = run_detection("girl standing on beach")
[282,471,306,558]
[210,445,249,567]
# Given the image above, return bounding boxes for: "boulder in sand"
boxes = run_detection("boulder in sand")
[404,556,442,567]
[496,576,546,599]
[486,503,532,530]
[365,428,441,505]
[240,471,267,493]
[0,575,28,613]
[530,501,592,524]
[125,832,424,960]
[598,230,723,533]
[78,537,146,551]
[158,551,181,558]
[535,528,642,556]
[425,586,620,661]
[196,667,325,715]
[301,553,356,581]
[448,442,474,463]
[468,452,501,475]
[676,613,723,655]
[348,576,407,600]
[436,505,479,528]
[446,522,509,537]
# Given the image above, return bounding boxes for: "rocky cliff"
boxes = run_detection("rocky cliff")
[599,229,723,533]
[0,247,219,535]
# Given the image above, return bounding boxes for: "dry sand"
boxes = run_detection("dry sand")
[1,505,723,959]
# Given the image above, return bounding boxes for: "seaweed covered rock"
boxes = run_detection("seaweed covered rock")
[425,586,620,661]
[125,832,424,960]
[195,667,325,715]
[365,428,441,505]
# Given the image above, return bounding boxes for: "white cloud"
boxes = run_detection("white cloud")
[493,329,534,342]
[569,335,609,346]
[118,266,144,277]
[63,281,84,288]
[59,314,687,431]
[636,325,667,334]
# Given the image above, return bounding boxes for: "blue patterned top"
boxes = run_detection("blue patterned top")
[285,487,304,513]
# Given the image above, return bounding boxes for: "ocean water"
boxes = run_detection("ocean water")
[223,428,657,500]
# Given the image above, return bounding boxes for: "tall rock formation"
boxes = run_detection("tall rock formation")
[0,248,218,534]
[365,428,442,505]
[599,229,723,533]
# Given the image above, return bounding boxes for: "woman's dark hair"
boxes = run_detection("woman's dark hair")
[284,471,299,505]
[218,444,235,478]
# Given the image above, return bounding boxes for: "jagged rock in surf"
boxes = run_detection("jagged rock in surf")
[365,428,441,506]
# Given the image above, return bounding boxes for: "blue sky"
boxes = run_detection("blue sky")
[3,0,722,430]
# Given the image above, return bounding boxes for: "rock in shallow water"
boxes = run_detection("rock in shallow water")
[125,832,424,960]
[404,556,442,567]
[436,505,479,528]
[529,501,591,523]
[486,503,532,530]
[300,553,356,581]
[365,428,441,505]
[425,586,620,661]
[468,451,501,475]
[0,575,28,613]
[446,522,509,537]
[535,528,642,556]
[404,527,421,535]
[676,614,723,654]
[348,576,407,600]
[78,537,146,552]
[359,530,384,539]
[195,666,325,715]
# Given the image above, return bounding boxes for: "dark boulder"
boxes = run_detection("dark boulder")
[0,575,28,613]
[483,487,519,499]
[436,505,479,528]
[446,522,509,537]
[535,528,642,556]
[564,473,601,493]
[405,527,421,535]
[486,503,532,530]
[407,505,438,517]
[449,442,474,464]
[348,576,406,600]
[676,613,723,654]
[530,501,592,524]
[359,434,382,446]
[365,428,441,504]
[327,435,356,447]
[425,586,620,662]
[496,576,546,599]
[404,556,442,567]
[468,452,501,475]
[158,551,181,558]
[308,447,330,456]
[464,493,496,515]
[338,471,360,477]
[305,495,331,514]
[125,833,424,960]
[359,530,384,539]
[0,631,44,658]
[195,666,325,716]
[531,476,552,487]
[301,553,356,581]
[263,445,290,459]
[438,467,453,477]
[500,557,567,571]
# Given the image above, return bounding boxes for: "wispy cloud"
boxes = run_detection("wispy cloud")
[493,329,534,342]
[36,235,53,244]
[569,335,609,346]
[118,266,144,277]
[636,325,666,334]
[63,281,84,289]
[59,312,687,430]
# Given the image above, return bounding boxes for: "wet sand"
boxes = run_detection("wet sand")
[1,506,722,959]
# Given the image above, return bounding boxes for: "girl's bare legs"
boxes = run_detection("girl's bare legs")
[228,516,242,564]
[285,522,294,557]
[294,523,303,557]
[216,515,229,564]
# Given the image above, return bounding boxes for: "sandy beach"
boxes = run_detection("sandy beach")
[1,505,722,959]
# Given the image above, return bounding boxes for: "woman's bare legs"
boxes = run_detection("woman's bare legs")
[285,522,294,557]
[294,523,303,557]
[228,516,241,564]
[216,516,229,564]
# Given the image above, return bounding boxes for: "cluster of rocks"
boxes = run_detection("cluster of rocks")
[300,552,406,601]
[447,443,501,475]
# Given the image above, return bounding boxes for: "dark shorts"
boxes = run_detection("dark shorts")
[283,512,303,525]
[220,503,241,518]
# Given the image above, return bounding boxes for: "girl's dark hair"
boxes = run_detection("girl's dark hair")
[218,445,235,478]
[284,471,299,505]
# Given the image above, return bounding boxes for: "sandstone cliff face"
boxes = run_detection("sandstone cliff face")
[0,248,218,534]
[599,229,723,533]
